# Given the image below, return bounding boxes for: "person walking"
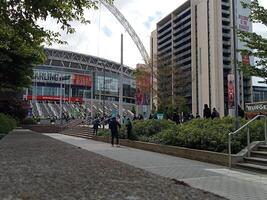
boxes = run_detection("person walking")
[203,104,211,118]
[126,118,132,139]
[109,116,121,147]
[93,119,100,136]
[211,108,220,119]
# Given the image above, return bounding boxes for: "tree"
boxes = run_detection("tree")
[0,0,113,91]
[238,0,267,77]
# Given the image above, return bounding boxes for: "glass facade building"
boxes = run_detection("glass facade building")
[25,48,135,105]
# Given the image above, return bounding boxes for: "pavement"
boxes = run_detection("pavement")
[0,129,225,200]
[46,133,267,200]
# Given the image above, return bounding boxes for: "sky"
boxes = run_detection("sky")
[46,0,267,69]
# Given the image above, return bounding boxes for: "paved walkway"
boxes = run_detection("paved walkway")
[0,130,225,200]
[47,133,267,200]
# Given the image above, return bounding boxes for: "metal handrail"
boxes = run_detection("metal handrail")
[228,115,267,168]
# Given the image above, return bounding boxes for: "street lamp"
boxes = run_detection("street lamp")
[232,0,239,129]
[59,74,71,125]
[102,64,106,129]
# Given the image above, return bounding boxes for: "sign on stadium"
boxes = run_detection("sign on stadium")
[33,71,92,87]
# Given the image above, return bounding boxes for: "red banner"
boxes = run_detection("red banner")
[27,96,84,102]
[72,74,92,87]
[242,55,250,65]
[136,70,151,105]
[227,74,235,109]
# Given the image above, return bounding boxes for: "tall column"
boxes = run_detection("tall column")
[119,34,123,118]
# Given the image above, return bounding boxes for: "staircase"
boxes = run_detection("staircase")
[236,144,267,173]
[60,125,95,139]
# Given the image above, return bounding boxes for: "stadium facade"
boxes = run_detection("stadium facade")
[23,48,136,119]
[152,0,253,117]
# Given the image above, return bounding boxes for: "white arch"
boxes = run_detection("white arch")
[99,0,150,65]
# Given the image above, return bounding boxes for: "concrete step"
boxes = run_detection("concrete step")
[236,163,267,173]
[258,145,267,151]
[251,151,267,159]
[61,128,93,134]
[63,132,93,139]
[244,157,267,166]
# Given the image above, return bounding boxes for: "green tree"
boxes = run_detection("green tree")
[0,0,113,91]
[174,96,188,114]
[238,0,267,77]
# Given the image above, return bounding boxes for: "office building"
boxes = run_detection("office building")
[153,0,252,116]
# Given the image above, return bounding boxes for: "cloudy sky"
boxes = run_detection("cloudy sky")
[47,0,267,69]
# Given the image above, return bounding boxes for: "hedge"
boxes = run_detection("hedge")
[98,117,266,154]
[0,113,17,135]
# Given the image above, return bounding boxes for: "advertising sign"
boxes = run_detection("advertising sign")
[136,70,151,105]
[72,74,92,87]
[245,102,267,119]
[242,54,250,65]
[238,15,250,31]
[245,102,267,113]
[33,71,71,84]
[228,74,235,109]
[157,113,164,120]
[33,70,92,87]
[27,95,83,102]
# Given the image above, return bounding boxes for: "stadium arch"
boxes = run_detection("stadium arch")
[99,0,150,65]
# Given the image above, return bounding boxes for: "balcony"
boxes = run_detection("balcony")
[158,21,172,34]
[174,49,191,59]
[173,15,191,29]
[158,42,172,52]
[158,39,172,50]
[173,43,191,54]
[173,24,191,36]
[158,27,172,40]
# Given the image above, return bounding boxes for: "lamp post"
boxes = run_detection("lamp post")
[91,73,94,121]
[103,64,106,129]
[119,33,123,119]
[232,0,239,130]
[59,75,71,125]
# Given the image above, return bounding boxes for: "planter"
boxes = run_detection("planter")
[92,136,232,166]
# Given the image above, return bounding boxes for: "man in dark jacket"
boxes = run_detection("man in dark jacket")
[93,119,100,136]
[126,118,132,139]
[203,104,211,118]
[211,108,220,119]
[109,117,121,147]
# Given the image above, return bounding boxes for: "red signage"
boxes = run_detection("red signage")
[27,96,84,102]
[135,70,151,105]
[242,55,250,65]
[72,74,92,87]
[228,74,235,109]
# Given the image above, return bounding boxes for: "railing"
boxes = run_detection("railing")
[228,115,267,168]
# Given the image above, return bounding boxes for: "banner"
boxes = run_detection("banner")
[72,74,92,87]
[245,102,267,119]
[227,74,235,109]
[33,70,92,87]
[242,54,250,65]
[135,70,151,105]
[27,95,83,102]
[245,102,267,113]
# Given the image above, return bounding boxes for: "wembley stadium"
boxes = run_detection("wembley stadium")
[23,48,136,121]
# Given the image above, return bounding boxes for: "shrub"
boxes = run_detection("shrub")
[130,117,260,154]
[97,129,110,137]
[96,117,266,154]
[0,113,17,134]
[132,119,176,138]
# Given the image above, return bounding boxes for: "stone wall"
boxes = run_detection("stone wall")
[22,125,62,133]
